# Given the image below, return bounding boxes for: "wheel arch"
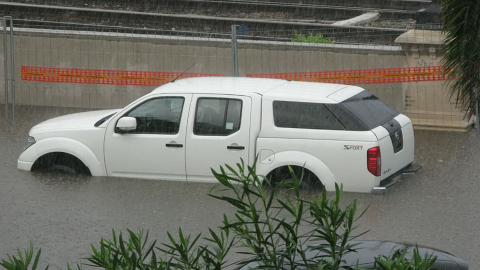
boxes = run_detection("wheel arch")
[32,152,91,175]
[256,151,337,191]
[29,137,106,176]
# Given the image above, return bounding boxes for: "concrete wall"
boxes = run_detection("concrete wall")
[396,30,470,131]
[0,28,406,111]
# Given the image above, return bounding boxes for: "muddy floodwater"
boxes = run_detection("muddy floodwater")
[1,106,479,269]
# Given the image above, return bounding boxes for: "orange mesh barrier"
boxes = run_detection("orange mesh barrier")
[21,66,224,86]
[247,66,447,84]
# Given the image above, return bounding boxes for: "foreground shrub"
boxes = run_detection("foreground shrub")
[86,228,231,270]
[210,161,367,269]
[375,245,436,270]
[0,242,46,270]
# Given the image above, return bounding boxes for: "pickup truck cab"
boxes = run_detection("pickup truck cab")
[18,77,417,193]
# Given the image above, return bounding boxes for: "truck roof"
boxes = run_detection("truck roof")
[151,77,364,103]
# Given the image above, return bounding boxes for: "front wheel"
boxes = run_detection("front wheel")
[32,152,91,175]
[47,164,80,175]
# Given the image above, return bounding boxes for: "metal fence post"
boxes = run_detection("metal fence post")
[231,25,239,77]
[3,17,9,122]
[1,16,14,123]
[8,16,14,122]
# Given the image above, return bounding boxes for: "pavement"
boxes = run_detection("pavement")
[0,105,478,269]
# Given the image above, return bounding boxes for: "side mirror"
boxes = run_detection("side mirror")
[116,117,137,133]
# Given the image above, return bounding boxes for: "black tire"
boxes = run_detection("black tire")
[48,164,80,175]
[33,152,91,175]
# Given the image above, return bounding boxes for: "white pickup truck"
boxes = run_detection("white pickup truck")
[18,77,420,193]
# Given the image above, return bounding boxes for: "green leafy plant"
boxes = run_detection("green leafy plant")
[158,227,232,270]
[210,162,311,269]
[291,30,332,44]
[307,186,368,270]
[210,160,366,270]
[375,245,437,270]
[441,0,480,113]
[86,227,232,270]
[0,242,46,270]
[86,229,161,270]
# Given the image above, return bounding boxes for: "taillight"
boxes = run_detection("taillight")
[367,147,381,176]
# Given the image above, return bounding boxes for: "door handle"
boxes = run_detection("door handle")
[227,145,245,150]
[166,143,183,148]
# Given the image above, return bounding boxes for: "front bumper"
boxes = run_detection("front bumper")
[18,160,34,171]
[371,163,422,195]
[17,143,37,171]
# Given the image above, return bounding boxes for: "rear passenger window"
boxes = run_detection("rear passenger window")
[273,101,344,130]
[194,98,242,136]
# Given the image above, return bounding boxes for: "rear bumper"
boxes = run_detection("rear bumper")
[371,163,422,195]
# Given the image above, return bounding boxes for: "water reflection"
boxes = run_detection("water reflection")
[31,171,92,186]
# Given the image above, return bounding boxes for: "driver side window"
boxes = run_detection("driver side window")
[123,97,185,134]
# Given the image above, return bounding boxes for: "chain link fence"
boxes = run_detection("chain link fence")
[0,17,471,130]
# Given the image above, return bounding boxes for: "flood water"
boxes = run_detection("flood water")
[1,106,479,269]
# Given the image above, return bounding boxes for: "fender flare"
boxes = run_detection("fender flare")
[32,137,106,176]
[256,151,337,191]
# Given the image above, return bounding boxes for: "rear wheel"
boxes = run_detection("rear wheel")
[266,166,323,190]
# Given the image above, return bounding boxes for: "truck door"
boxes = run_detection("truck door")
[104,94,192,180]
[185,94,252,182]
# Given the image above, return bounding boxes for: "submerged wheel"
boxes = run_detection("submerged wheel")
[266,166,323,190]
[48,164,80,175]
[32,152,91,175]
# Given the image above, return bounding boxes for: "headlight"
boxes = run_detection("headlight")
[24,136,36,150]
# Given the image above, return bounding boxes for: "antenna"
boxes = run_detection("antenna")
[171,62,197,83]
